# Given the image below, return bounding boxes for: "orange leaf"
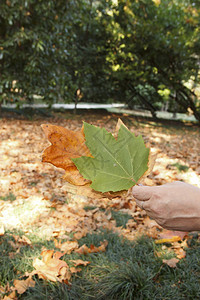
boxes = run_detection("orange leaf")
[75,244,90,255]
[13,277,35,295]
[70,259,90,266]
[41,124,91,185]
[75,240,108,254]
[70,267,82,273]
[3,291,17,299]
[174,248,186,260]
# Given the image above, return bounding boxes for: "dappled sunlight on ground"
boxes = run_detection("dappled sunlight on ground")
[150,131,172,143]
[0,195,49,230]
[146,155,200,188]
[0,115,199,239]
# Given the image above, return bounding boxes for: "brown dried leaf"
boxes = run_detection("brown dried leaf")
[158,230,188,240]
[3,291,17,300]
[73,229,88,240]
[162,258,179,268]
[59,266,71,282]
[41,124,91,185]
[13,277,35,295]
[13,235,32,246]
[70,259,90,267]
[174,248,186,260]
[75,240,108,254]
[54,240,79,254]
[70,267,82,273]
[32,249,70,282]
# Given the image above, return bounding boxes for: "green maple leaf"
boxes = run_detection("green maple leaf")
[72,122,150,193]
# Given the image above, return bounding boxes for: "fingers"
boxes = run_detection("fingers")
[132,185,153,201]
[135,199,146,210]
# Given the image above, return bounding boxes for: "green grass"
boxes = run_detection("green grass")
[110,209,132,228]
[1,229,200,299]
[0,192,16,201]
[171,163,189,173]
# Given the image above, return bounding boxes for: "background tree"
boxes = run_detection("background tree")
[0,0,113,108]
[110,0,200,120]
[0,0,200,122]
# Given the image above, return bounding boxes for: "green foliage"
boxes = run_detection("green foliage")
[0,0,114,106]
[1,0,200,121]
[110,0,200,120]
[73,122,149,192]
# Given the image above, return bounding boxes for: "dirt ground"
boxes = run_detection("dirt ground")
[0,111,200,238]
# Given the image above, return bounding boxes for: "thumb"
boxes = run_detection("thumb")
[132,185,153,201]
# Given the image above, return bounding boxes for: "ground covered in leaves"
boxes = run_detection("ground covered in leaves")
[0,111,200,299]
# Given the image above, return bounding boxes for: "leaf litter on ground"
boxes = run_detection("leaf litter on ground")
[0,114,200,297]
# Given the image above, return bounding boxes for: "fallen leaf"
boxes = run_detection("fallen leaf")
[13,235,32,246]
[163,258,179,268]
[174,248,186,259]
[75,240,108,254]
[70,267,82,273]
[155,236,182,244]
[3,290,17,300]
[54,240,79,253]
[32,249,70,282]
[70,259,90,267]
[8,235,32,252]
[73,229,88,240]
[13,277,35,294]
[158,230,188,240]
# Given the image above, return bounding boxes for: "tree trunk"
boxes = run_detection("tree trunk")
[179,89,200,123]
[138,94,157,119]
[128,84,157,118]
[73,94,78,114]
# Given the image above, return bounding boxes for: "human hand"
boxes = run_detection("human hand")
[132,181,200,231]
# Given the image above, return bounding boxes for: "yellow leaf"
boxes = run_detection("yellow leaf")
[155,236,181,244]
